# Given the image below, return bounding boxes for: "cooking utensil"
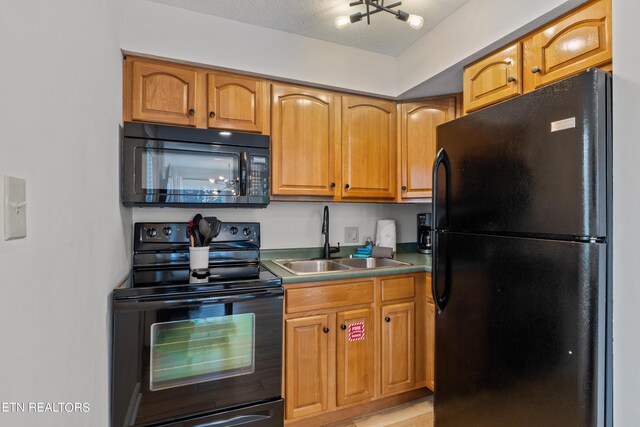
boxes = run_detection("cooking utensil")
[192,214,203,246]
[199,218,212,247]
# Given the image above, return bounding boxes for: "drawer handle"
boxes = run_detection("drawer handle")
[532,66,541,74]
[385,316,391,323]
[340,324,347,331]
[507,76,516,83]
[323,327,329,334]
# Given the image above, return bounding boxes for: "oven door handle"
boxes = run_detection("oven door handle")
[193,414,270,427]
[115,288,283,310]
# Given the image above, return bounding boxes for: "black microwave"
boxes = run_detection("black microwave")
[121,122,270,207]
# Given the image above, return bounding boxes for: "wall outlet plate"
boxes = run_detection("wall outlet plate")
[345,226,359,243]
[4,175,26,240]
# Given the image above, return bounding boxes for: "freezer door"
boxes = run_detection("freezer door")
[433,232,606,427]
[435,69,610,238]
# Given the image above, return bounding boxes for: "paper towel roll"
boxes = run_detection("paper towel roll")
[375,219,396,252]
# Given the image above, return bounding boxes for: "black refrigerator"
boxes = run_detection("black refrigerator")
[431,69,612,427]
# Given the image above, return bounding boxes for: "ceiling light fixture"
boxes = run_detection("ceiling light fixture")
[335,0,424,30]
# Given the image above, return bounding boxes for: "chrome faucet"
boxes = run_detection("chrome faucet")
[322,205,340,259]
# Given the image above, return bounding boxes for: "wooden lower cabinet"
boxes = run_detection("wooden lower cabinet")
[336,308,375,406]
[425,301,435,391]
[381,302,415,395]
[285,315,329,419]
[283,273,429,424]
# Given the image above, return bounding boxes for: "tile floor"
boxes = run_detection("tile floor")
[325,397,433,427]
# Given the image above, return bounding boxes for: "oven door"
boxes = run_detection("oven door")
[112,287,283,427]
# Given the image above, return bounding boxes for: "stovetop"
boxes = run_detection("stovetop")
[115,221,282,300]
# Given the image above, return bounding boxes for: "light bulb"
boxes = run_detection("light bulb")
[406,14,424,30]
[335,15,350,29]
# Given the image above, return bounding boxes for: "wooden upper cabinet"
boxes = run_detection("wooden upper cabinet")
[381,302,415,395]
[341,96,397,200]
[285,315,329,420]
[336,308,375,407]
[524,0,611,91]
[130,60,198,126]
[399,98,457,200]
[463,43,522,114]
[207,74,266,133]
[271,84,339,197]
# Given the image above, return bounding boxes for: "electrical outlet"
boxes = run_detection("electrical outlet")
[345,226,359,243]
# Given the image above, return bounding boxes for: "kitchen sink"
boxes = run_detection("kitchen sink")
[332,257,411,269]
[272,257,412,275]
[273,259,351,275]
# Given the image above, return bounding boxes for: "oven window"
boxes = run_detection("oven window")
[149,313,255,391]
[141,147,239,197]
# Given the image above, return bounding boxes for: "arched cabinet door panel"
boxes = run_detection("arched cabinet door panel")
[131,61,198,126]
[463,43,522,114]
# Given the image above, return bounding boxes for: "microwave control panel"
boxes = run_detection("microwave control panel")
[249,156,269,197]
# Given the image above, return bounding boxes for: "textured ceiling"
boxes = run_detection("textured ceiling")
[148,0,471,56]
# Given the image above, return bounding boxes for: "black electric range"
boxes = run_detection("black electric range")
[111,221,284,427]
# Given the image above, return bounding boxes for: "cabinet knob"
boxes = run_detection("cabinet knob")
[532,66,541,74]
[345,184,350,190]
[323,327,330,334]
[188,108,195,116]
[209,111,216,118]
[384,316,391,323]
[402,185,407,191]
[340,324,347,331]
[330,182,336,188]
[507,76,516,83]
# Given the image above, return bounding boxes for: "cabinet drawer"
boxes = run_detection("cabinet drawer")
[286,280,374,314]
[380,276,415,302]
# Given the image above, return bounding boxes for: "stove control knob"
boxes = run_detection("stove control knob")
[229,226,239,235]
[162,227,172,236]
[146,227,158,238]
[243,227,252,237]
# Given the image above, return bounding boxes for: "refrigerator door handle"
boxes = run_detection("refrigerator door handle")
[432,230,450,313]
[432,148,451,231]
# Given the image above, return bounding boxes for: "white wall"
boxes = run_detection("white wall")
[121,0,398,97]
[132,202,428,249]
[612,0,640,424]
[0,1,128,426]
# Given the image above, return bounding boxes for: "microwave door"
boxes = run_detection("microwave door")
[128,141,247,206]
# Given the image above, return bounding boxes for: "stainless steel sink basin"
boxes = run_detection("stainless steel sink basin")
[272,257,412,275]
[333,257,411,269]
[273,259,351,275]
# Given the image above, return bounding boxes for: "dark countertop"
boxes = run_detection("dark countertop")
[260,243,432,284]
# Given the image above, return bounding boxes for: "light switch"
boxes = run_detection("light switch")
[4,176,26,240]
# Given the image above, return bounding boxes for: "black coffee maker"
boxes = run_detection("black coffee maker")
[417,213,432,254]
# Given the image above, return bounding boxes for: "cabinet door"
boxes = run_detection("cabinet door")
[341,96,396,200]
[399,98,457,200]
[131,60,198,126]
[425,301,435,391]
[285,315,330,419]
[526,0,611,90]
[336,308,375,407]
[463,43,522,114]
[207,74,265,133]
[271,85,339,196]
[381,302,415,395]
